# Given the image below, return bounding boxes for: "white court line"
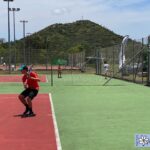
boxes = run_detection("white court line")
[49,93,62,150]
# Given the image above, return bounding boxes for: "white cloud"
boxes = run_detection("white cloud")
[52,7,70,15]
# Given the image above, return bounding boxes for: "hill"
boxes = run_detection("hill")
[16,20,123,56]
[0,20,124,65]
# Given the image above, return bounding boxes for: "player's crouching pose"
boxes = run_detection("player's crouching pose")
[18,65,40,117]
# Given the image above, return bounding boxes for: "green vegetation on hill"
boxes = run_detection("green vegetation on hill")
[25,20,122,54]
[0,20,123,59]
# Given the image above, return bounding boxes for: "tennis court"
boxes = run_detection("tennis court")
[0,73,150,150]
[0,93,60,150]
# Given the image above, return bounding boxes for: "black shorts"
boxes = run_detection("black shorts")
[20,88,38,100]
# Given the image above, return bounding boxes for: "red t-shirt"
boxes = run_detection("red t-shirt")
[58,66,61,70]
[22,72,39,90]
[58,66,61,72]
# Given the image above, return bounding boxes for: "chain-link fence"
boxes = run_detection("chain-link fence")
[100,36,150,84]
[0,36,150,86]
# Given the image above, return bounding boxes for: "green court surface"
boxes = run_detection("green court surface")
[1,74,150,150]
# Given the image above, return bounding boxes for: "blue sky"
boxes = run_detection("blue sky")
[1,0,150,41]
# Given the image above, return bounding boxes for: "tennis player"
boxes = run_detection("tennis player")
[58,64,62,78]
[18,65,40,116]
[103,61,109,79]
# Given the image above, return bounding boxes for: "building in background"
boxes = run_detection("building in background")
[0,38,6,44]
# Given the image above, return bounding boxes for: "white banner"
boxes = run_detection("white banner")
[119,35,129,69]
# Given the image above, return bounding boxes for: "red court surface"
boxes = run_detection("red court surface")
[0,65,79,71]
[32,65,80,70]
[0,75,47,82]
[0,94,58,150]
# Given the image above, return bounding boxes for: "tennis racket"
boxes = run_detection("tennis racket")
[26,64,33,78]
[28,64,33,73]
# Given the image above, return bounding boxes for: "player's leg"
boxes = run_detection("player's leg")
[104,70,107,79]
[26,89,38,116]
[60,71,61,78]
[18,91,29,115]
[58,71,62,78]
[58,71,59,78]
[26,97,34,115]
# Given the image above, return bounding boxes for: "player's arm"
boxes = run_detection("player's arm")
[23,82,28,89]
[22,76,28,89]
[28,72,40,82]
[29,76,40,82]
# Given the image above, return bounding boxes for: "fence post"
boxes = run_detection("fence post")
[147,36,150,85]
[95,50,100,75]
[141,38,144,84]
[132,40,135,82]
[112,46,115,77]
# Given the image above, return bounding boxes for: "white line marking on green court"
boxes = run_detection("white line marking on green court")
[49,93,62,150]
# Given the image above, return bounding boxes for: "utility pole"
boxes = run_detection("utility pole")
[9,7,20,69]
[3,0,14,73]
[20,20,28,64]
